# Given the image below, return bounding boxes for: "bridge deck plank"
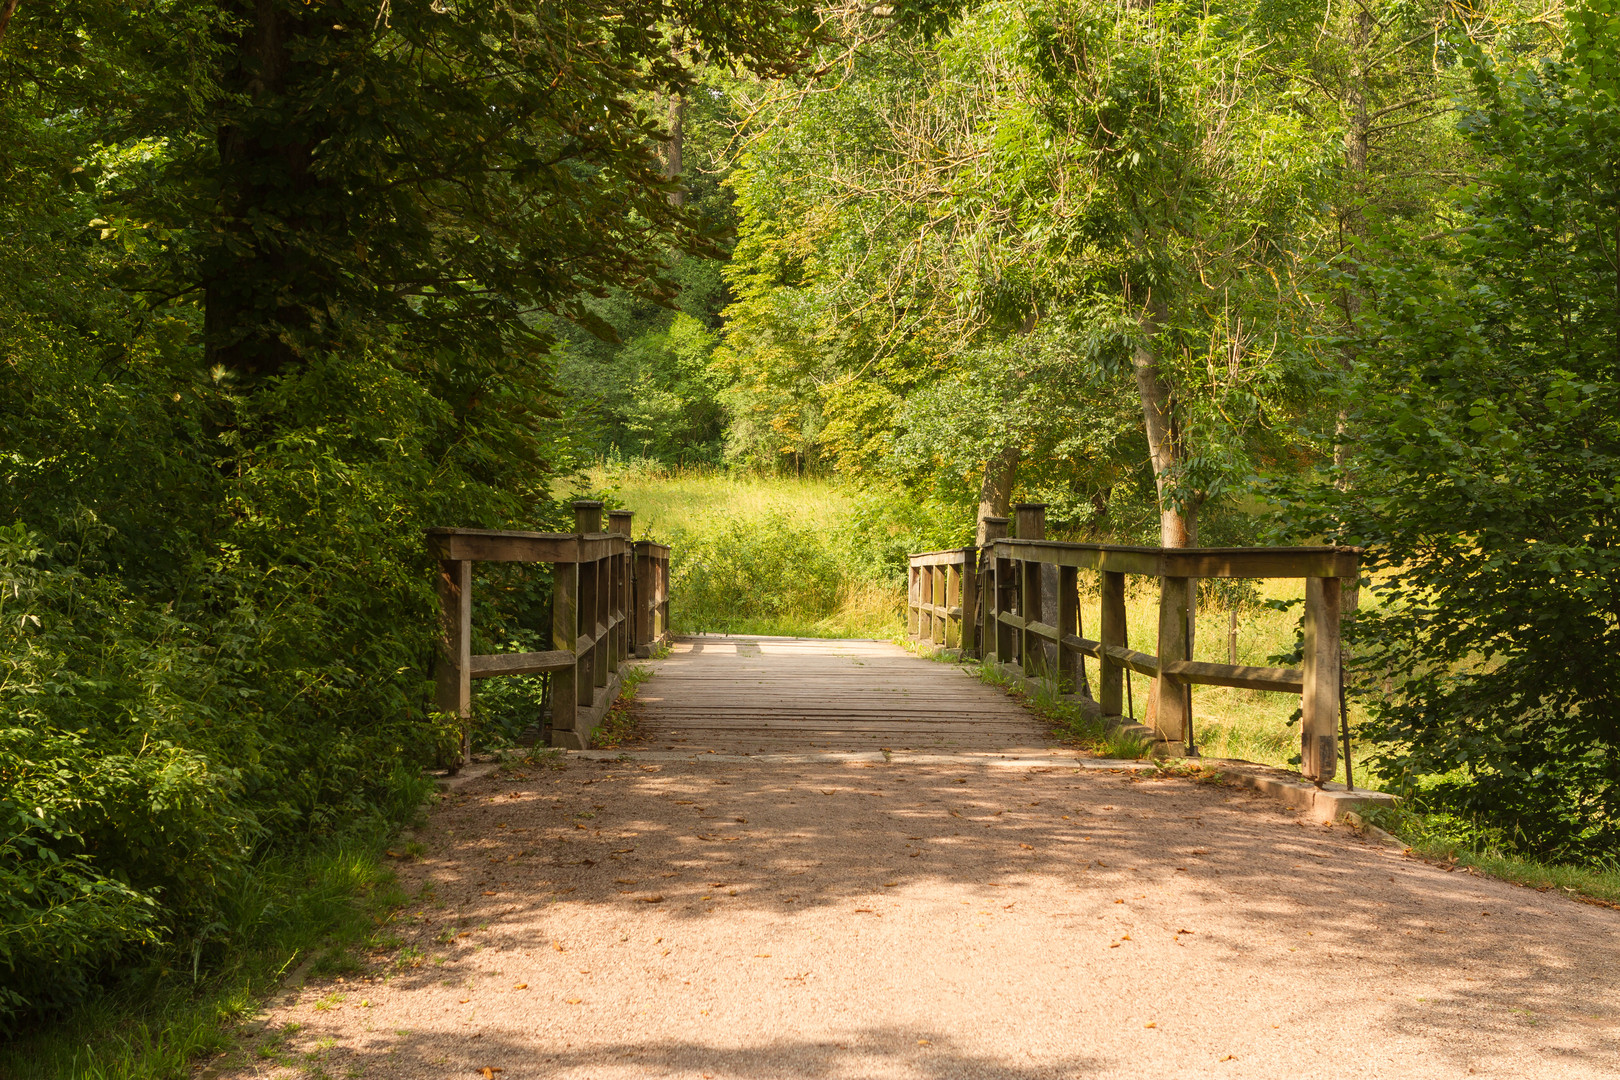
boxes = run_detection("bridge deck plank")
[625,636,1057,754]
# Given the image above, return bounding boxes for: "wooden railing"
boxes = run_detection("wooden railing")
[907,503,1360,784]
[427,500,671,762]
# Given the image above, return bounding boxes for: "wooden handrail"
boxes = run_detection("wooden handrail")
[907,507,1358,783]
[428,503,672,764]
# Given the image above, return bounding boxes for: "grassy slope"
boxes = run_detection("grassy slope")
[588,463,913,639]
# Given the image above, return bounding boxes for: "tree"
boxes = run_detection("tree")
[1293,0,1620,861]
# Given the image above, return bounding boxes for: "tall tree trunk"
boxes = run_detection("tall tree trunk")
[1132,296,1197,548]
[1334,2,1373,482]
[1133,295,1199,728]
[665,93,685,207]
[975,445,1019,544]
[204,0,322,380]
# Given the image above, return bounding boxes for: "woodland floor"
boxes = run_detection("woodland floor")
[209,643,1620,1080]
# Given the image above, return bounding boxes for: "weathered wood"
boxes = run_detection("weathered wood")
[959,547,979,659]
[985,539,1362,580]
[1301,576,1342,783]
[1098,571,1126,716]
[1163,547,1360,580]
[469,650,576,678]
[573,499,603,534]
[1061,633,1103,658]
[1059,565,1084,696]
[1161,659,1304,693]
[1153,576,1191,743]
[635,637,1051,752]
[1102,644,1160,678]
[434,559,472,767]
[551,557,582,749]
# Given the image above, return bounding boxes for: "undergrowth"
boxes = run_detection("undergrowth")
[590,664,654,749]
[0,772,432,1080]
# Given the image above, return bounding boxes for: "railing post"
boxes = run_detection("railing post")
[908,563,920,640]
[1154,574,1192,745]
[1099,569,1126,716]
[1301,576,1342,784]
[574,499,603,533]
[1059,564,1085,697]
[959,546,979,658]
[435,558,473,768]
[550,551,582,749]
[610,511,632,665]
[1014,503,1046,682]
[983,518,1014,665]
[633,541,652,657]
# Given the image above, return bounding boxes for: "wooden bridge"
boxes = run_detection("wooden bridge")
[429,500,1360,780]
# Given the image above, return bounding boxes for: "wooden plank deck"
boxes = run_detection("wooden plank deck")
[629,635,1056,754]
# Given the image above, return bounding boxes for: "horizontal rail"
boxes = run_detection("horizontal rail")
[1102,644,1161,678]
[988,539,1361,580]
[469,650,575,678]
[909,547,973,567]
[1162,659,1304,693]
[427,527,630,564]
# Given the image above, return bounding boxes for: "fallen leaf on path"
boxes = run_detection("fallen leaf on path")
[1020,844,1033,850]
[1220,1055,1236,1062]
[481,1068,504,1078]
[482,890,498,895]
[917,1039,931,1046]
[754,953,771,958]
[882,882,898,887]
[1144,1022,1156,1029]
[553,942,564,952]
[459,997,470,1003]
[639,894,665,903]
[615,879,637,884]
[566,997,582,1005]
[612,848,634,854]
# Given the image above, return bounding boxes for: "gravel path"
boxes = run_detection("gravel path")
[217,755,1620,1080]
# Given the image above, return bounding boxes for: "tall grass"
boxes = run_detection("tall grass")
[588,460,965,638]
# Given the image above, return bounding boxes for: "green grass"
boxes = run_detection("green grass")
[0,782,432,1080]
[584,461,957,639]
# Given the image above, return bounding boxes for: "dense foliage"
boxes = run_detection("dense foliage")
[1292,7,1620,859]
[0,0,814,1025]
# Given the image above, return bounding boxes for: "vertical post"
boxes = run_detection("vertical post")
[1228,608,1238,665]
[574,499,603,533]
[594,553,610,689]
[959,547,979,659]
[945,563,960,649]
[435,558,473,768]
[1154,575,1192,745]
[1059,565,1085,697]
[1014,503,1045,680]
[981,517,1008,664]
[1301,576,1342,784]
[550,554,582,749]
[1099,570,1126,715]
[907,564,920,640]
[609,511,632,664]
[933,563,947,646]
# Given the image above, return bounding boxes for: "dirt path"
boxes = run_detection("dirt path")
[218,755,1619,1080]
